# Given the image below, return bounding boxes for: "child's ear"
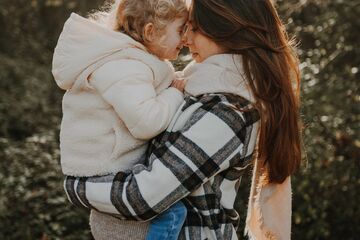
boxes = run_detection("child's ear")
[144,23,156,42]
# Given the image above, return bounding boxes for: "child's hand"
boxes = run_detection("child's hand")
[171,79,187,93]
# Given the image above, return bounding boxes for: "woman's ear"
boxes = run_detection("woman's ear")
[144,23,155,43]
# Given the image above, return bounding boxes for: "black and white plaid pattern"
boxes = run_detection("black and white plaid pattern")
[65,93,260,240]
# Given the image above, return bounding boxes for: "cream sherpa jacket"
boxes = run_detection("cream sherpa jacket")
[52,13,184,176]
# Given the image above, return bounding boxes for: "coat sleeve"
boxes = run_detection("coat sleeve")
[64,101,255,221]
[90,59,184,140]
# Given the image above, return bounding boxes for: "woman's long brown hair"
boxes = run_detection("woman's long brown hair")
[190,0,301,183]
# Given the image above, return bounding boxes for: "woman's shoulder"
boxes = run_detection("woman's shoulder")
[184,93,260,127]
[198,93,252,108]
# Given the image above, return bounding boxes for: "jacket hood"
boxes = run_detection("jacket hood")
[182,54,255,103]
[52,13,146,90]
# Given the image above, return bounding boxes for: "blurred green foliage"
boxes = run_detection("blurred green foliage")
[0,0,359,239]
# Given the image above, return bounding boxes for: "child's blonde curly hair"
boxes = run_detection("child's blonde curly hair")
[92,0,188,43]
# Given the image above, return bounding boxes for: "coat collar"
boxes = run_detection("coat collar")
[182,54,255,103]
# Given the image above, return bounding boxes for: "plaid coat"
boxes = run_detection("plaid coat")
[65,92,260,240]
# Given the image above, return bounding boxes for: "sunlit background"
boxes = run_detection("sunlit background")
[0,0,359,239]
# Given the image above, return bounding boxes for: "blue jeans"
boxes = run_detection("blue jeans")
[146,201,187,240]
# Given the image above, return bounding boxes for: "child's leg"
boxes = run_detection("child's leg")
[146,201,187,240]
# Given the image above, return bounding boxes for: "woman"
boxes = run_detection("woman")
[64,0,301,239]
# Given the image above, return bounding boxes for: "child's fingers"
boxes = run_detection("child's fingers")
[178,80,187,89]
[173,79,183,84]
[171,79,185,87]
[171,79,186,92]
[180,79,187,87]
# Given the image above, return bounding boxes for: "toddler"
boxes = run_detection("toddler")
[52,0,188,239]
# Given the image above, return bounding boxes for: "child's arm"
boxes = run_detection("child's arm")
[90,59,184,140]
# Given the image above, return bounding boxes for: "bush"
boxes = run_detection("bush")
[0,134,91,240]
[0,0,359,239]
